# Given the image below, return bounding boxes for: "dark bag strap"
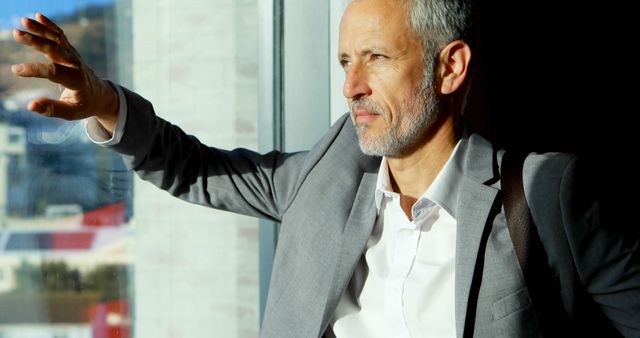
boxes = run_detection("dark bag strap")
[501,151,535,275]
[501,151,567,337]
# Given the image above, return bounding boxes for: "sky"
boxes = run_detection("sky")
[0,0,114,29]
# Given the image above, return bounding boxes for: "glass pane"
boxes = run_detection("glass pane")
[0,0,260,337]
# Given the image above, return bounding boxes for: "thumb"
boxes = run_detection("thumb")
[28,97,86,121]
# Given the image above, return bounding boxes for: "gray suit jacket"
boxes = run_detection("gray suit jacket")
[109,87,639,337]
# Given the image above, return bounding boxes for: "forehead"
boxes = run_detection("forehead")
[346,0,408,17]
[339,0,415,48]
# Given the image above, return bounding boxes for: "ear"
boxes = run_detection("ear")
[437,40,472,95]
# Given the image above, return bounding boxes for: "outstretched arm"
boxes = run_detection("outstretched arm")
[11,12,119,134]
[10,12,317,221]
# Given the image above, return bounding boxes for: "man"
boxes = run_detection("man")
[11,0,639,337]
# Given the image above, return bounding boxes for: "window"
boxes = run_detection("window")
[1,3,135,337]
[1,0,262,337]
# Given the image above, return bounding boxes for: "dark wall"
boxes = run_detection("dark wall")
[467,1,637,235]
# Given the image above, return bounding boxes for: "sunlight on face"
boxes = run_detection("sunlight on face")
[339,0,441,157]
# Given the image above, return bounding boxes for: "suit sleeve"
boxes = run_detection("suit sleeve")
[559,157,640,336]
[104,86,307,222]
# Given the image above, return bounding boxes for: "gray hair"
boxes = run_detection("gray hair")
[344,0,476,58]
[406,0,475,124]
[406,0,475,70]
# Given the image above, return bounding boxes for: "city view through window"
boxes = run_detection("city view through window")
[0,1,260,337]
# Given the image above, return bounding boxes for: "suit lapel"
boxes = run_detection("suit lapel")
[454,177,500,337]
[320,171,378,333]
[450,135,501,337]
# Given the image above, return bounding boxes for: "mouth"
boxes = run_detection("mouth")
[352,108,379,123]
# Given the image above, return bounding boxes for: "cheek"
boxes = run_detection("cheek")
[369,73,405,110]
[369,62,423,114]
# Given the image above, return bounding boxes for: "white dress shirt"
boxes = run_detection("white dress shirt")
[332,141,464,338]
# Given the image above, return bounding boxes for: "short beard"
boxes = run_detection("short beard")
[351,72,441,157]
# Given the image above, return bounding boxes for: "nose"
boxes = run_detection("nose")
[343,65,372,100]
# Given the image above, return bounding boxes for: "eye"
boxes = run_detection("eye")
[372,54,387,61]
[340,59,352,70]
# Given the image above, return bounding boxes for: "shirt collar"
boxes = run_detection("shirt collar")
[374,139,465,217]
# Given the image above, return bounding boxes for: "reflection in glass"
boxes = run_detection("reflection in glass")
[0,0,260,337]
[1,1,133,337]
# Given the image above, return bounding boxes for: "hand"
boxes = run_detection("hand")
[11,12,119,133]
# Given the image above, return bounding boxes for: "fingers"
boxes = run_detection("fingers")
[28,97,86,121]
[13,14,80,69]
[12,29,80,69]
[34,12,64,35]
[11,62,84,90]
[21,16,62,43]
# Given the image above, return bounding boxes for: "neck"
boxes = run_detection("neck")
[387,116,458,218]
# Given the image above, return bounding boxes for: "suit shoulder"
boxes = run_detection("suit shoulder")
[292,113,378,190]
[523,151,579,190]
[524,151,577,175]
[306,113,377,170]
[308,113,353,154]
[521,151,584,225]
